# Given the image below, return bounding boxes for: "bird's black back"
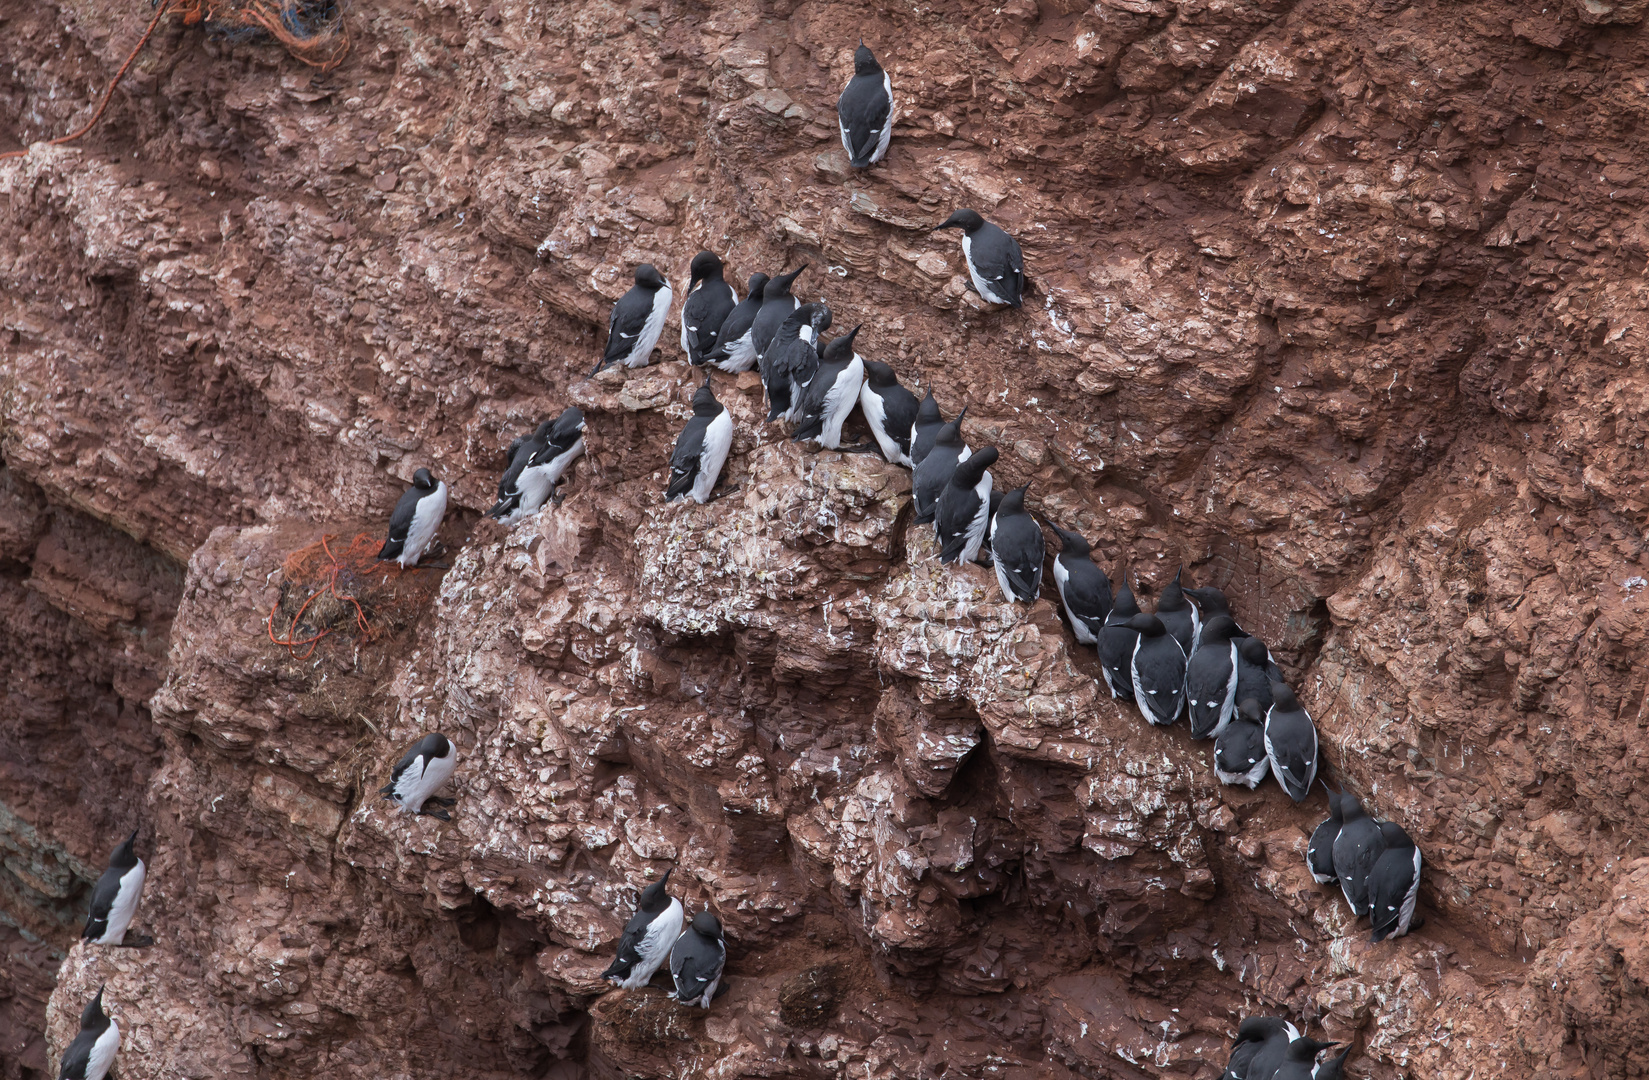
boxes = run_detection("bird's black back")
[604,283,659,364]
[838,64,892,164]
[684,278,738,363]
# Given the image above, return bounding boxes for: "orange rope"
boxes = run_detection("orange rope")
[265,533,377,659]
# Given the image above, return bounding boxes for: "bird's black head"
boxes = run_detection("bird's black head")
[952,445,998,485]
[914,390,940,425]
[936,209,986,233]
[1286,1038,1339,1062]
[1049,523,1090,557]
[1199,614,1239,643]
[998,484,1029,517]
[1110,580,1139,618]
[769,265,807,294]
[747,272,771,297]
[412,467,436,488]
[1235,1016,1289,1043]
[637,867,675,911]
[821,325,862,363]
[1339,793,1366,820]
[1236,697,1265,723]
[691,377,721,415]
[81,986,108,1029]
[111,830,140,864]
[934,413,966,446]
[688,250,723,284]
[1125,612,1167,637]
[1156,566,1188,611]
[809,303,833,334]
[1183,585,1231,616]
[863,359,897,387]
[853,43,882,77]
[1269,679,1299,711]
[634,263,667,290]
[1378,820,1414,849]
[1238,635,1271,666]
[691,909,724,939]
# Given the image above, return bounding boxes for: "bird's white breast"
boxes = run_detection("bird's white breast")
[86,1019,120,1080]
[692,410,734,504]
[398,483,448,568]
[102,860,147,943]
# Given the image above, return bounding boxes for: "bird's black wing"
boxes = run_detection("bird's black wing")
[601,908,655,977]
[838,75,892,163]
[81,866,123,938]
[667,417,710,499]
[879,387,919,456]
[603,292,646,365]
[58,1031,94,1080]
[992,519,1044,599]
[377,484,424,559]
[974,226,1025,307]
[378,744,424,795]
[1062,559,1112,627]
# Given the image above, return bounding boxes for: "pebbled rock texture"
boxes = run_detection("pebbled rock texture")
[4,0,1649,1076]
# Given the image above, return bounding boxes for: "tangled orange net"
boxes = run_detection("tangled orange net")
[1,0,347,161]
[266,533,439,659]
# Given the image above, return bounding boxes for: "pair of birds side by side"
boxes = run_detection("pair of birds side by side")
[62,834,147,1080]
[1220,1017,1349,1080]
[1308,792,1423,943]
[601,869,728,1008]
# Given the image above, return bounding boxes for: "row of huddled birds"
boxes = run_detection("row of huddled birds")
[57,45,1412,1080]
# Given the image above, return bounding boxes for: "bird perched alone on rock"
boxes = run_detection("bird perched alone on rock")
[1307,793,1344,885]
[703,272,768,373]
[379,733,458,820]
[594,263,672,375]
[935,209,1025,308]
[749,265,807,363]
[1186,615,1242,740]
[908,391,945,466]
[989,486,1044,603]
[1153,567,1200,658]
[1272,1037,1339,1080]
[668,377,735,504]
[911,409,970,524]
[669,910,727,1008]
[58,987,119,1080]
[1214,700,1271,789]
[935,446,997,564]
[792,326,866,449]
[1096,581,1141,701]
[837,42,894,168]
[1368,820,1422,943]
[1332,794,1384,917]
[1220,1016,1298,1080]
[1048,524,1111,644]
[680,251,739,368]
[602,869,684,990]
[1128,613,1187,726]
[376,468,448,569]
[488,409,587,525]
[82,832,147,947]
[1263,679,1318,803]
[859,360,919,467]
[762,303,828,423]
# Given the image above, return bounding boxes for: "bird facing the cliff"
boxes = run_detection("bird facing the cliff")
[792,326,867,449]
[859,360,919,467]
[935,445,997,565]
[1047,524,1111,643]
[379,733,458,820]
[1153,567,1200,658]
[1186,615,1242,740]
[911,408,970,524]
[989,486,1044,603]
[1307,792,1344,885]
[1332,793,1385,917]
[1368,820,1422,943]
[57,986,119,1080]
[669,910,727,1008]
[704,272,768,373]
[908,391,945,467]
[935,209,1025,308]
[668,377,735,504]
[377,468,448,569]
[593,263,673,375]
[602,869,685,990]
[1213,700,1271,789]
[680,251,739,368]
[1220,1016,1298,1080]
[1128,613,1187,726]
[82,832,147,947]
[749,265,807,365]
[837,42,894,168]
[1263,679,1319,803]
[487,408,587,524]
[1096,581,1141,701]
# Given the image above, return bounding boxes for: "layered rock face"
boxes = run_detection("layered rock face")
[5,0,1649,1076]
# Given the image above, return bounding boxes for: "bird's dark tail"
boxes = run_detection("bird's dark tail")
[665,464,698,501]
[590,356,611,377]
[792,420,824,443]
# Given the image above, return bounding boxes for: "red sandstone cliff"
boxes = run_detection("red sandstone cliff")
[4,0,1649,1076]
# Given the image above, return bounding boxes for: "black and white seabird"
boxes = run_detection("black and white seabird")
[908,391,944,466]
[837,43,894,168]
[859,360,919,467]
[1234,635,1281,714]
[57,986,119,1080]
[761,303,828,423]
[1184,585,1244,635]
[989,486,1043,603]
[1331,794,1385,917]
[378,733,458,820]
[749,265,807,363]
[669,910,727,1008]
[1271,1037,1338,1080]
[601,869,685,990]
[668,378,735,504]
[792,326,866,448]
[1214,700,1271,788]
[1368,820,1422,943]
[487,408,587,524]
[82,832,146,947]
[593,263,673,375]
[935,446,996,565]
[1048,524,1111,643]
[376,468,449,569]
[1127,613,1187,726]
[704,272,769,373]
[1153,567,1201,658]
[911,409,970,524]
[1315,1047,1351,1080]
[1241,1021,1307,1080]
[1307,793,1344,885]
[934,209,1025,308]
[1263,680,1318,803]
[680,251,739,368]
[1222,1017,1298,1080]
[1186,616,1242,740]
[1096,581,1141,701]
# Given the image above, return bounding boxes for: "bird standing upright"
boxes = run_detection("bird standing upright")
[57,987,119,1080]
[1263,680,1319,803]
[669,910,728,1008]
[594,264,673,375]
[791,326,866,449]
[935,446,997,564]
[989,486,1044,603]
[935,209,1025,308]
[761,303,828,423]
[858,360,920,466]
[911,409,970,523]
[602,870,685,991]
[837,42,894,168]
[908,391,945,466]
[379,733,459,820]
[668,377,735,504]
[679,251,739,367]
[82,832,147,947]
[1048,524,1111,643]
[1096,581,1141,701]
[377,468,448,569]
[1127,613,1188,726]
[703,272,768,373]
[749,265,807,363]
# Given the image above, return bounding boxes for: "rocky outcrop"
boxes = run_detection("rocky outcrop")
[5,0,1649,1076]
